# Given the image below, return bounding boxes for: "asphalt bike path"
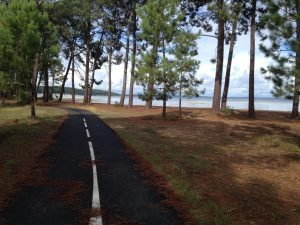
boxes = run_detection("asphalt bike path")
[1,108,184,225]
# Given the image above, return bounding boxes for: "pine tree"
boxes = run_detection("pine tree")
[136,0,181,109]
[260,0,300,118]
[248,0,256,118]
[119,1,136,107]
[221,1,244,111]
[210,0,227,114]
[136,0,203,117]
[136,0,166,109]
[172,30,203,118]
[52,0,82,103]
[0,0,58,118]
[128,2,137,108]
[103,0,126,105]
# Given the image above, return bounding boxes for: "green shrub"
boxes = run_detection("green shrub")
[19,91,31,105]
[223,106,234,115]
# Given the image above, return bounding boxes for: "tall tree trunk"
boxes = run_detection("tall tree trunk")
[84,28,91,104]
[212,0,225,114]
[145,44,158,109]
[108,39,113,105]
[221,20,237,111]
[58,55,72,102]
[2,91,6,105]
[179,74,183,118]
[50,73,55,99]
[72,55,75,104]
[146,80,154,109]
[120,21,131,106]
[128,5,137,108]
[248,0,256,118]
[37,73,42,97]
[163,83,167,119]
[88,59,96,104]
[31,54,39,119]
[292,0,300,118]
[162,39,167,119]
[43,64,49,102]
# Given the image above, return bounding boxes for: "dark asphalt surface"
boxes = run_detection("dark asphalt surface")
[1,108,184,225]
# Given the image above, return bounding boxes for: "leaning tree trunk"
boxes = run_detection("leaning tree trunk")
[58,54,72,102]
[212,0,225,114]
[72,55,76,104]
[107,39,113,105]
[221,20,237,111]
[248,0,256,118]
[128,5,137,108]
[31,54,39,119]
[43,64,49,102]
[120,20,131,106]
[291,0,300,118]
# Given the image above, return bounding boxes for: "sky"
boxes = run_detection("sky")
[65,32,274,98]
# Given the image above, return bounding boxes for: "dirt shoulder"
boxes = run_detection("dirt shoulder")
[0,105,66,213]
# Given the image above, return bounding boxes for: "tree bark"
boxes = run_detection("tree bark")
[58,55,72,102]
[2,91,5,105]
[221,19,237,111]
[145,43,158,109]
[50,73,55,99]
[72,55,75,104]
[88,59,96,104]
[120,20,131,106]
[108,39,113,105]
[162,83,167,119]
[43,64,49,102]
[31,54,39,119]
[84,26,91,104]
[179,74,183,118]
[37,73,42,97]
[248,0,256,118]
[212,0,225,114]
[162,39,167,119]
[129,5,137,108]
[292,0,300,118]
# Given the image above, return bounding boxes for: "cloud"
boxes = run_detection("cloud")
[196,33,273,97]
[62,32,274,98]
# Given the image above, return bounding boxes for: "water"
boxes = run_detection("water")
[59,94,299,112]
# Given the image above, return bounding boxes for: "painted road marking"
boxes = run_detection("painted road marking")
[86,129,91,138]
[83,118,86,122]
[88,141,103,225]
[84,122,88,128]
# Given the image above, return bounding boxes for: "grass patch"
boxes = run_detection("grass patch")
[0,105,66,210]
[258,135,300,153]
[199,201,234,225]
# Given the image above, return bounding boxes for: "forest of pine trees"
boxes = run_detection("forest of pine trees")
[0,0,300,118]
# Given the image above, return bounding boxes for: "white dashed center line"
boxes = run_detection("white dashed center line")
[84,118,103,225]
[86,129,91,138]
